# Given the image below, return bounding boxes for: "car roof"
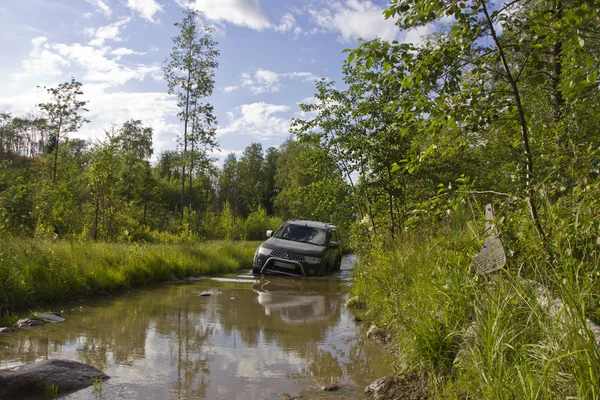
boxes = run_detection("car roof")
[285,219,336,230]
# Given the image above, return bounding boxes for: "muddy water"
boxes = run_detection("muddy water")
[0,256,393,399]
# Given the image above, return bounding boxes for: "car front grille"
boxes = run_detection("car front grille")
[269,250,306,262]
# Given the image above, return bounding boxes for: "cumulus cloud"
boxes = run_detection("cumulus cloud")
[11,37,70,80]
[50,43,161,86]
[110,47,146,58]
[308,0,399,42]
[125,0,163,22]
[217,102,291,139]
[86,17,131,47]
[178,0,271,30]
[0,84,179,159]
[81,85,180,156]
[84,0,112,17]
[223,85,238,93]
[178,0,300,33]
[237,69,321,94]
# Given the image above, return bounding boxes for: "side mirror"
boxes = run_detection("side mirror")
[266,230,273,238]
[329,241,340,249]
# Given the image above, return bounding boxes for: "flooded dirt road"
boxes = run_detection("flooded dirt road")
[0,255,393,399]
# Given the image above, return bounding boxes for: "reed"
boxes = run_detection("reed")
[351,225,600,399]
[0,238,259,321]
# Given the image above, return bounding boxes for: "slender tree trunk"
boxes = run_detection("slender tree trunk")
[188,115,196,217]
[387,164,395,238]
[181,69,191,221]
[94,196,99,241]
[480,0,547,245]
[550,0,564,123]
[52,116,63,182]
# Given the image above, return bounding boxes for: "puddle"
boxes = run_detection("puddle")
[0,255,393,399]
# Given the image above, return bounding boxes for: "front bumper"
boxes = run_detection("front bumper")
[253,255,323,277]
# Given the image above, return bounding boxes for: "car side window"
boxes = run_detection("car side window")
[330,230,339,242]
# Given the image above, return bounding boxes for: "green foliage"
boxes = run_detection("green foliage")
[164,9,219,220]
[243,207,283,241]
[0,238,259,314]
[219,201,236,240]
[38,77,89,181]
[353,220,600,399]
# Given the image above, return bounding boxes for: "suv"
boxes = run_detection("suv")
[252,220,342,277]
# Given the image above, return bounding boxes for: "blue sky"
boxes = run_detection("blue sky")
[0,0,432,162]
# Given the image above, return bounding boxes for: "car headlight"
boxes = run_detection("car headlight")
[305,256,321,264]
[257,247,271,256]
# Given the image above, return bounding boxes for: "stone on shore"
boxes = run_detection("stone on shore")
[0,359,109,398]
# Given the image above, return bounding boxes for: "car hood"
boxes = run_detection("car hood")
[262,237,325,257]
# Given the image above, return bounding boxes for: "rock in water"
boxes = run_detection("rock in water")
[15,318,46,328]
[0,359,109,398]
[35,312,66,323]
[316,383,339,391]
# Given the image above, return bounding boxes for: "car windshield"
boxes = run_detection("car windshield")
[274,225,327,246]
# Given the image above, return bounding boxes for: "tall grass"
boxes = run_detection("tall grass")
[0,238,259,318]
[351,225,600,399]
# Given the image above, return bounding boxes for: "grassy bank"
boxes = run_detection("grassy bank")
[0,238,259,319]
[351,227,600,399]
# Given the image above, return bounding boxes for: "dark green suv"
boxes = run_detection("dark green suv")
[252,220,342,277]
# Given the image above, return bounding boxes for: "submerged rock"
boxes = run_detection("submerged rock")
[0,327,17,333]
[316,383,339,391]
[278,393,303,400]
[199,292,212,297]
[0,359,109,398]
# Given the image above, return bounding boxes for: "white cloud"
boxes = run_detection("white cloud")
[11,35,161,87]
[179,0,300,34]
[179,0,271,30]
[274,13,296,32]
[0,84,180,159]
[81,85,180,157]
[11,37,70,80]
[86,17,131,47]
[217,102,291,139]
[84,0,112,17]
[223,85,238,93]
[110,47,146,57]
[2,36,178,159]
[126,0,163,22]
[238,69,321,94]
[308,0,399,42]
[51,43,161,86]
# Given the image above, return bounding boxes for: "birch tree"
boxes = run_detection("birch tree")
[164,9,219,220]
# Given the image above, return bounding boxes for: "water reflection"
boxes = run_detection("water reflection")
[0,263,392,399]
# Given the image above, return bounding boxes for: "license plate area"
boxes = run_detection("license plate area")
[273,261,295,269]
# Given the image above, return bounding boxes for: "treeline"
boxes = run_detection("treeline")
[0,109,349,241]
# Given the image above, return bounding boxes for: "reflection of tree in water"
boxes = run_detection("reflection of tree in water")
[304,349,344,384]
[343,336,395,387]
[170,303,212,400]
[73,297,151,369]
[0,283,215,397]
[0,331,66,366]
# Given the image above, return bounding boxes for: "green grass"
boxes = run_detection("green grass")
[0,238,259,320]
[350,226,600,399]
